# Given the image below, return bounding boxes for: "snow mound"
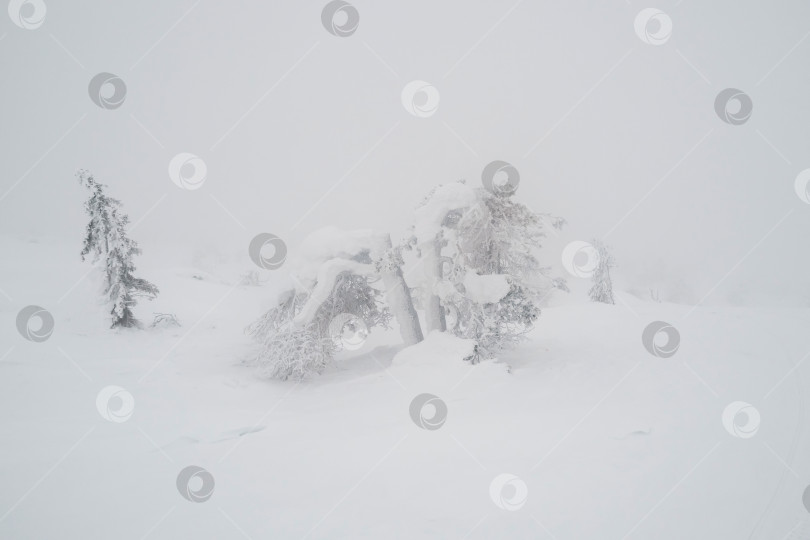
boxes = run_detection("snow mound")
[413,183,478,243]
[392,331,477,367]
[390,331,510,390]
[463,272,511,304]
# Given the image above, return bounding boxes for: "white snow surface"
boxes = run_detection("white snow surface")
[1,235,809,539]
[390,331,509,387]
[392,331,478,367]
[413,183,478,244]
[463,272,511,304]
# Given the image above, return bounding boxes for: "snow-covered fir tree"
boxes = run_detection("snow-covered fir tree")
[375,236,423,346]
[246,274,388,380]
[246,228,402,380]
[410,181,566,359]
[409,182,478,334]
[77,170,158,328]
[587,238,615,305]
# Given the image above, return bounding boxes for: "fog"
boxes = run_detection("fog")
[2,0,809,305]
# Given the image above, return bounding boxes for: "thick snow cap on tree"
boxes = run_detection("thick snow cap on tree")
[290,226,389,289]
[463,272,511,304]
[292,258,376,325]
[287,226,392,327]
[413,183,478,244]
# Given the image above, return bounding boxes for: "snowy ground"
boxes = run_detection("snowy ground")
[1,235,809,539]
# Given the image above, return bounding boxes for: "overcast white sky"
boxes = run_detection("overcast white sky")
[1,0,809,305]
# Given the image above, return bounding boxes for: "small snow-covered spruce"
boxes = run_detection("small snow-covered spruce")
[587,238,615,305]
[414,181,566,359]
[77,170,158,328]
[239,270,265,287]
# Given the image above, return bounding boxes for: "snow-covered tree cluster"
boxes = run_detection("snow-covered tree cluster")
[77,170,159,328]
[247,177,566,379]
[409,181,567,359]
[245,229,403,380]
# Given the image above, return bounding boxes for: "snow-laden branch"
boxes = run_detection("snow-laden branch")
[292,258,376,326]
